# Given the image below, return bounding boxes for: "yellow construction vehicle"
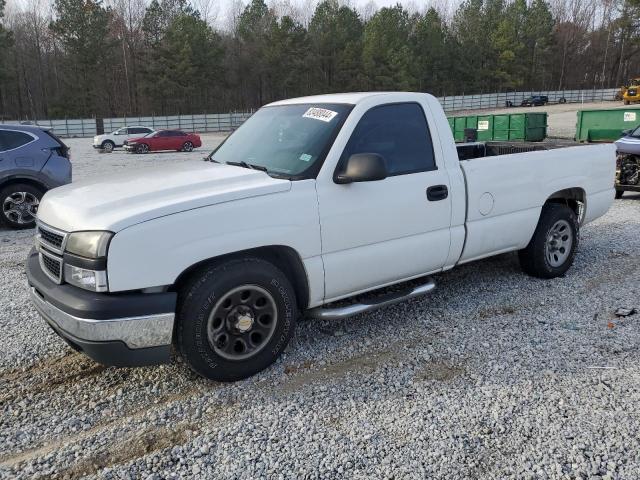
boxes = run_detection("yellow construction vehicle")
[621,78,640,104]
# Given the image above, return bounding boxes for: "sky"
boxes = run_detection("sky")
[5,0,461,31]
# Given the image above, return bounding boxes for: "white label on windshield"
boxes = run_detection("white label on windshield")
[299,153,312,162]
[624,112,637,122]
[477,120,489,131]
[303,107,338,122]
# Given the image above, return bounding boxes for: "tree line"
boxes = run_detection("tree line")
[1,0,640,120]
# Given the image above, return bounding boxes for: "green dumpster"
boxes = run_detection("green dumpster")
[575,108,640,142]
[448,112,547,142]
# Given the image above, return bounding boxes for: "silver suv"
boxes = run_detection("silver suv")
[0,125,72,229]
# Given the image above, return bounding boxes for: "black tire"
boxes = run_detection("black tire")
[615,190,624,199]
[101,140,115,152]
[518,203,579,279]
[177,257,297,382]
[135,143,149,154]
[181,141,194,152]
[0,183,43,229]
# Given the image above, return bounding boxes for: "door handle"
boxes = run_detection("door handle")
[427,185,448,201]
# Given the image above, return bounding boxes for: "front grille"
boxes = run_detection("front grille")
[39,250,63,283]
[36,222,67,284]
[38,226,64,249]
[37,222,67,254]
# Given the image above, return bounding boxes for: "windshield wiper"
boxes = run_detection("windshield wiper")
[226,160,268,173]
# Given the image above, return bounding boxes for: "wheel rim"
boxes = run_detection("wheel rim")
[183,142,193,152]
[138,144,148,153]
[3,192,39,225]
[545,219,573,267]
[207,285,278,361]
[103,142,113,152]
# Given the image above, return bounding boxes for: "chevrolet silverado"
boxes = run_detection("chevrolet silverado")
[27,92,615,381]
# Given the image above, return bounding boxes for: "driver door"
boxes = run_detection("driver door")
[316,102,452,301]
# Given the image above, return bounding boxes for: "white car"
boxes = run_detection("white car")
[28,92,616,381]
[92,126,155,152]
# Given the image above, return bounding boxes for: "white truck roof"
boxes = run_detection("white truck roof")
[267,92,426,106]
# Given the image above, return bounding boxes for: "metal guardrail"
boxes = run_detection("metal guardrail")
[1,112,254,138]
[1,88,621,137]
[437,88,619,112]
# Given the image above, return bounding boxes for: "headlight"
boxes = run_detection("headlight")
[64,264,108,292]
[65,231,113,258]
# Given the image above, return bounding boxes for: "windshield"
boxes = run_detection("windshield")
[210,103,352,178]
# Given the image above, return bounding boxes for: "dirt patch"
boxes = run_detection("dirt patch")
[59,422,197,478]
[0,385,204,467]
[478,306,516,319]
[584,254,640,291]
[279,349,404,393]
[414,361,465,382]
[0,352,107,405]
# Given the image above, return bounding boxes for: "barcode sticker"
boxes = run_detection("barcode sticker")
[303,107,338,122]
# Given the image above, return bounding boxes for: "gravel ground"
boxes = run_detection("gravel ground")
[1,137,640,479]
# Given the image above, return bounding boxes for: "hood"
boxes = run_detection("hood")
[615,135,640,155]
[37,161,291,232]
[126,136,146,142]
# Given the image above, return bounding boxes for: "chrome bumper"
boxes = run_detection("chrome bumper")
[30,287,174,349]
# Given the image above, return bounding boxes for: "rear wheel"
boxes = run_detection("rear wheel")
[181,141,194,152]
[0,183,42,229]
[177,257,297,381]
[518,203,579,279]
[135,143,149,154]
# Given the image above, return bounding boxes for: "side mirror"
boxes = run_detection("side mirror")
[622,129,632,136]
[335,153,388,184]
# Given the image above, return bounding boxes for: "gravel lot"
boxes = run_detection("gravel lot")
[1,136,640,479]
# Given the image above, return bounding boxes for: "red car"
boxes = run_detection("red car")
[123,129,202,153]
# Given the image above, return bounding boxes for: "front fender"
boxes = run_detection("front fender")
[106,181,322,295]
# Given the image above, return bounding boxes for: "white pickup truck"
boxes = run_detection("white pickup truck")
[27,92,615,381]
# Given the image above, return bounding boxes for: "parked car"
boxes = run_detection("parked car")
[123,129,202,153]
[614,125,640,198]
[521,95,549,107]
[0,125,71,229]
[27,92,615,382]
[93,126,155,152]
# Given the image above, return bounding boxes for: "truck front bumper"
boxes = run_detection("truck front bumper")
[26,249,176,367]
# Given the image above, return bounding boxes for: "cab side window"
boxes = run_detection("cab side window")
[342,103,436,175]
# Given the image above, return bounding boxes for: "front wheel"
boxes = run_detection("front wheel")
[518,203,579,279]
[0,184,42,229]
[181,141,194,152]
[135,143,149,154]
[101,140,115,152]
[615,190,624,199]
[177,257,297,381]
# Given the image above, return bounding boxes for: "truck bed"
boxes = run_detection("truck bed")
[455,142,616,264]
[456,140,579,161]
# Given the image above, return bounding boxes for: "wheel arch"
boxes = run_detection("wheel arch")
[544,187,586,224]
[0,176,48,194]
[172,245,310,311]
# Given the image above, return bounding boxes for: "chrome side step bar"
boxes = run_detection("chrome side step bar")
[306,278,436,321]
